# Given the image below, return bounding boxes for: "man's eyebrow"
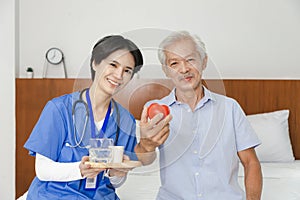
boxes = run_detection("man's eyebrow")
[168,58,178,61]
[167,56,182,61]
[184,53,197,59]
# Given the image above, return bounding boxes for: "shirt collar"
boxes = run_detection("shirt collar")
[163,86,216,106]
[162,89,177,106]
[202,86,216,102]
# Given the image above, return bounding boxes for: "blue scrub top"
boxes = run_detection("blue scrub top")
[24,91,138,200]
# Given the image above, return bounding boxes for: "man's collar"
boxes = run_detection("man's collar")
[166,86,216,105]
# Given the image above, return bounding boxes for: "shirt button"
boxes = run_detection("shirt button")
[193,150,198,154]
[187,109,191,112]
[198,193,202,197]
[195,172,199,176]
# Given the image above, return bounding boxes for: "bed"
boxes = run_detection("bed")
[112,78,300,200]
[116,161,300,200]
[16,78,300,199]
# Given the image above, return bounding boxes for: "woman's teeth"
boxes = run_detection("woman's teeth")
[108,79,120,86]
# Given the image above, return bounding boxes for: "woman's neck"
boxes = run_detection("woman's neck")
[88,85,111,122]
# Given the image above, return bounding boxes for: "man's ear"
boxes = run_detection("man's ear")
[201,56,208,71]
[162,65,170,78]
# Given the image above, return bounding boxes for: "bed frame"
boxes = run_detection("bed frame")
[112,78,300,160]
[16,78,300,198]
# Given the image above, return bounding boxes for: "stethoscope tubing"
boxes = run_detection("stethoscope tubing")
[71,88,120,148]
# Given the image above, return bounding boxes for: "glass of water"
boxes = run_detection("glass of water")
[89,138,114,163]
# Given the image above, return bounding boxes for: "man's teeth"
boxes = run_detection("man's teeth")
[108,79,120,86]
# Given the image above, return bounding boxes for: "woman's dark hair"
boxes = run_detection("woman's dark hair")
[90,35,143,80]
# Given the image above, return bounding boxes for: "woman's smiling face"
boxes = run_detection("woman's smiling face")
[93,49,135,96]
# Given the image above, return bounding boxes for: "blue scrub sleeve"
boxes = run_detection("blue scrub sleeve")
[124,120,138,161]
[24,101,67,161]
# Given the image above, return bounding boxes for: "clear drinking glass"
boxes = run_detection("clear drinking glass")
[89,138,114,163]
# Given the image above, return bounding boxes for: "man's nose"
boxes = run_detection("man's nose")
[178,61,189,73]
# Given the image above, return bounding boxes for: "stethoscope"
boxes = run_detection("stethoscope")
[70,88,120,148]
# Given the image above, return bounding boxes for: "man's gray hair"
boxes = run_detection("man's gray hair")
[158,31,207,65]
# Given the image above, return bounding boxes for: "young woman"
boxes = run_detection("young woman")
[24,35,148,199]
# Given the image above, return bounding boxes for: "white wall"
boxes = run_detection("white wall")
[18,0,300,79]
[5,1,299,198]
[0,0,16,199]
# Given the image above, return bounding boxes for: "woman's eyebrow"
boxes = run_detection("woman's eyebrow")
[107,59,119,64]
[125,65,134,70]
[108,59,134,70]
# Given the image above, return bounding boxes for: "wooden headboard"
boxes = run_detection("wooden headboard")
[113,78,300,161]
[16,78,300,198]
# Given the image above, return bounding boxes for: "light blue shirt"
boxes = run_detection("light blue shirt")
[148,87,260,200]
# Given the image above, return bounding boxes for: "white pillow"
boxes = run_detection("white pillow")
[246,110,295,162]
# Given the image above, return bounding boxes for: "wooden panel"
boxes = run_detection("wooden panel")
[113,78,174,119]
[221,80,300,160]
[15,79,90,198]
[117,79,300,159]
[15,78,300,198]
[202,80,300,159]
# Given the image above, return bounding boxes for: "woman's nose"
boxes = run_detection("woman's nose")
[115,66,124,79]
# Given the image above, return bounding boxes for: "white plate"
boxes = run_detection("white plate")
[85,160,142,169]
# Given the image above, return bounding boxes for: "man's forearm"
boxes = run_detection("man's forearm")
[244,161,262,200]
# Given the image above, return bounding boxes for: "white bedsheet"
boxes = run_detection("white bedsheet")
[238,161,300,200]
[117,161,300,200]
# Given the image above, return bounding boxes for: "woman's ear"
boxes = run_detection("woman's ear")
[92,60,97,71]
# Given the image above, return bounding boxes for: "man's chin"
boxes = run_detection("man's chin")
[178,84,195,92]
